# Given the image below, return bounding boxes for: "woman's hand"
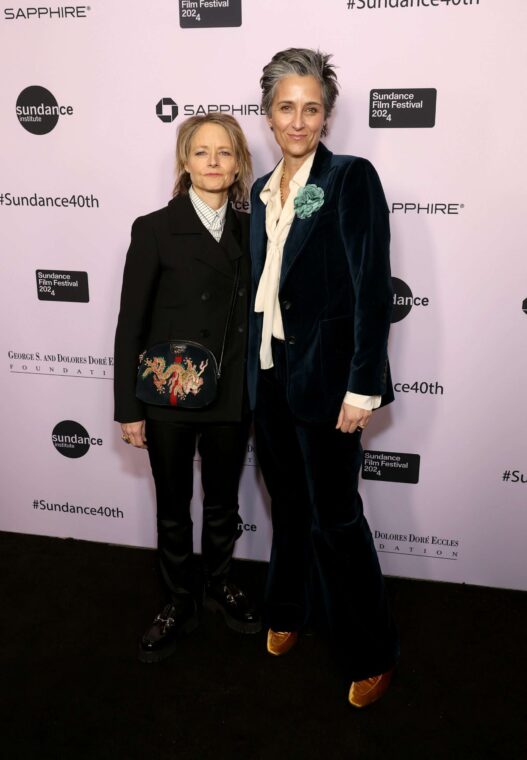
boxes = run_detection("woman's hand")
[121,420,147,449]
[336,403,371,434]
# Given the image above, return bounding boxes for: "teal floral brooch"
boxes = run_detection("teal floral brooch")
[294,184,324,220]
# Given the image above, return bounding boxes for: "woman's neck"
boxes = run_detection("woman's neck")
[281,150,316,185]
[191,186,228,210]
[280,150,316,205]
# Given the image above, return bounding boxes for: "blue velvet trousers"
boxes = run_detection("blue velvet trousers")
[254,340,398,681]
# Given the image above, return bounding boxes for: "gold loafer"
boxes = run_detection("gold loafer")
[266,629,298,656]
[348,667,394,708]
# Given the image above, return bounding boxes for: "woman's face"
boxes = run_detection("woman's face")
[267,74,325,163]
[184,122,239,202]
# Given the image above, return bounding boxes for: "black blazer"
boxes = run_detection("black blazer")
[114,194,250,424]
[248,142,394,424]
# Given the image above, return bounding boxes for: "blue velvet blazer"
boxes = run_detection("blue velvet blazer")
[248,142,394,424]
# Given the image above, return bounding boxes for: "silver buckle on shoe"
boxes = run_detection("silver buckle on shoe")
[154,613,175,627]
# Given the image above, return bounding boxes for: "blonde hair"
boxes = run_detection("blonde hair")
[173,113,252,202]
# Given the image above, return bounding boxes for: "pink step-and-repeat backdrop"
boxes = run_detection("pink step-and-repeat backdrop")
[1,0,526,590]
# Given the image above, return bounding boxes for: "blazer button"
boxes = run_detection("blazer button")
[201,291,211,301]
[287,336,296,345]
[237,325,244,333]
[200,329,210,338]
[282,300,292,310]
[238,287,246,297]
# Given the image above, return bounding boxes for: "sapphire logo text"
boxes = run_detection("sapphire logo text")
[4,6,90,20]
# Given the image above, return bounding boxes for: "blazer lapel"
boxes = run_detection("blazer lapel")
[168,193,204,235]
[168,194,236,278]
[219,204,244,264]
[280,143,335,288]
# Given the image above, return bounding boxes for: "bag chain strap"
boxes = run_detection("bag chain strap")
[216,259,240,379]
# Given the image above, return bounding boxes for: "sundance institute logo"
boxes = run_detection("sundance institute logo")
[16,85,73,135]
[391,277,430,323]
[52,420,103,459]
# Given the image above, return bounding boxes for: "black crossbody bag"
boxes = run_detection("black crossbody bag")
[135,261,240,409]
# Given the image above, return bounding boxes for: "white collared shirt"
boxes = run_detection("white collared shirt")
[189,186,227,243]
[254,152,316,369]
[254,153,380,411]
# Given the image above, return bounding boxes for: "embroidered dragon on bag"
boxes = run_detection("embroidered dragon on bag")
[140,355,209,405]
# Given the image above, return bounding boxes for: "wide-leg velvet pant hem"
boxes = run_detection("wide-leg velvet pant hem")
[255,340,399,682]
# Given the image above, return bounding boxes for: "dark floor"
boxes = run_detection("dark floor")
[1,531,526,760]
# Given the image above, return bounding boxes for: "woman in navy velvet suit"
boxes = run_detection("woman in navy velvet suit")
[248,49,398,707]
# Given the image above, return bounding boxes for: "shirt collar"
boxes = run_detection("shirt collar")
[189,185,228,225]
[259,150,317,206]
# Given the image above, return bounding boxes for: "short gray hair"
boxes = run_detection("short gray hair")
[260,48,339,135]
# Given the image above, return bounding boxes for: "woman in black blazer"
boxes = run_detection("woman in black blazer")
[114,113,260,663]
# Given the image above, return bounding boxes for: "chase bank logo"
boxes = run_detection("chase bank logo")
[156,97,178,123]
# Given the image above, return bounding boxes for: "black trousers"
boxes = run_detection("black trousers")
[254,340,398,682]
[145,417,250,603]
